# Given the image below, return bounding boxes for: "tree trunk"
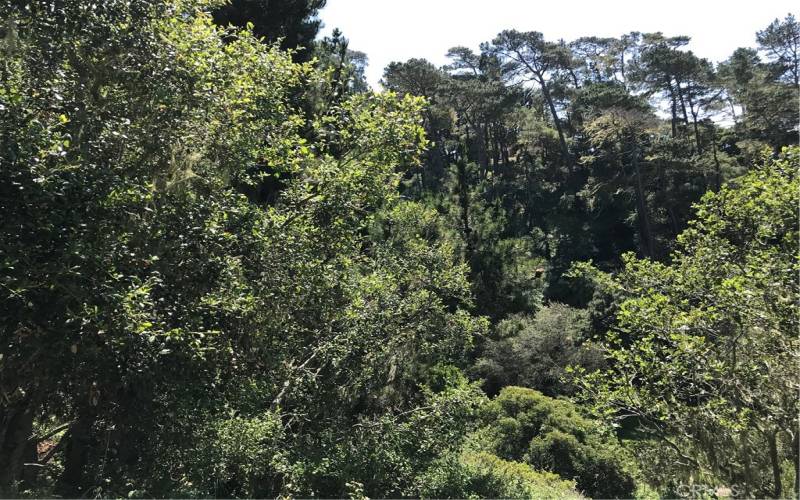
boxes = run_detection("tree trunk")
[768,429,782,499]
[742,430,753,498]
[793,431,799,500]
[0,402,35,494]
[464,126,471,163]
[456,156,473,262]
[568,68,580,88]
[666,81,678,137]
[480,123,490,174]
[630,140,655,258]
[666,204,680,237]
[57,412,95,498]
[492,130,501,172]
[675,81,690,125]
[537,75,571,166]
[711,129,722,191]
[686,94,702,153]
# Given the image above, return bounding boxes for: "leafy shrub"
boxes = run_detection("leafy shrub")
[417,451,583,499]
[183,413,291,498]
[471,386,637,498]
[475,304,604,396]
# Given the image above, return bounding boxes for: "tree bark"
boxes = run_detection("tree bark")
[686,94,702,154]
[742,430,753,498]
[666,81,678,137]
[568,67,580,88]
[630,140,655,258]
[675,81,690,125]
[711,129,722,191]
[537,76,571,166]
[57,411,95,498]
[0,402,35,494]
[793,430,799,500]
[480,123,490,174]
[456,158,473,261]
[768,429,782,499]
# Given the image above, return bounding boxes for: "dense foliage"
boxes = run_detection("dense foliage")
[211,0,326,62]
[0,1,797,498]
[573,148,799,498]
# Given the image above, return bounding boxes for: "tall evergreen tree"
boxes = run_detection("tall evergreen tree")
[212,0,326,61]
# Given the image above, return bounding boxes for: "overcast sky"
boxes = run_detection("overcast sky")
[318,0,797,88]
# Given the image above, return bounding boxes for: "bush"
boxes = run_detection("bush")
[417,451,583,499]
[183,413,290,498]
[471,386,637,498]
[475,304,604,396]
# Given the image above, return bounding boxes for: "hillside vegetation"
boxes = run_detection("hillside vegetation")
[1,1,797,497]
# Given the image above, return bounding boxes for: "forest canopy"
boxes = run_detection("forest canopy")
[0,1,797,498]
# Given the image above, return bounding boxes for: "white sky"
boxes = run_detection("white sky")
[318,0,798,88]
